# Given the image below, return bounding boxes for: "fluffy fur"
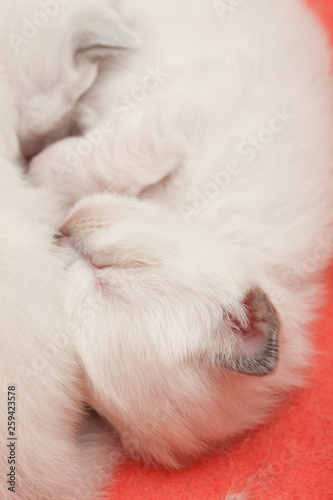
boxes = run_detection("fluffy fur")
[0,0,142,497]
[0,160,121,500]
[0,0,140,158]
[30,0,333,470]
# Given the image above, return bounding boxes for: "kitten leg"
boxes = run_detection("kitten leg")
[28,100,185,209]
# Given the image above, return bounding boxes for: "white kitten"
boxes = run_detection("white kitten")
[0,0,141,497]
[0,0,140,158]
[30,0,333,474]
[0,160,122,500]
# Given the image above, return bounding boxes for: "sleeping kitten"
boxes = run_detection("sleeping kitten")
[1,0,140,159]
[30,0,333,471]
[0,0,141,497]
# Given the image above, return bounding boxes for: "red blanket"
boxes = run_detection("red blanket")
[107,2,333,497]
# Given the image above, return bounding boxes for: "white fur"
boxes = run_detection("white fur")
[0,0,140,158]
[0,0,141,497]
[30,0,333,469]
[0,161,120,500]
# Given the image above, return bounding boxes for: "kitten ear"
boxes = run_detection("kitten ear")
[74,9,141,61]
[204,288,280,376]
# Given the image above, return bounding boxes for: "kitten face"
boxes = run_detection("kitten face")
[1,0,140,157]
[57,192,280,466]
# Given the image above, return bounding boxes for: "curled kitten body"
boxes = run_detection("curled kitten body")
[30,0,333,467]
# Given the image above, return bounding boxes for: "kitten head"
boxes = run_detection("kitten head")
[2,0,140,157]
[59,193,281,467]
